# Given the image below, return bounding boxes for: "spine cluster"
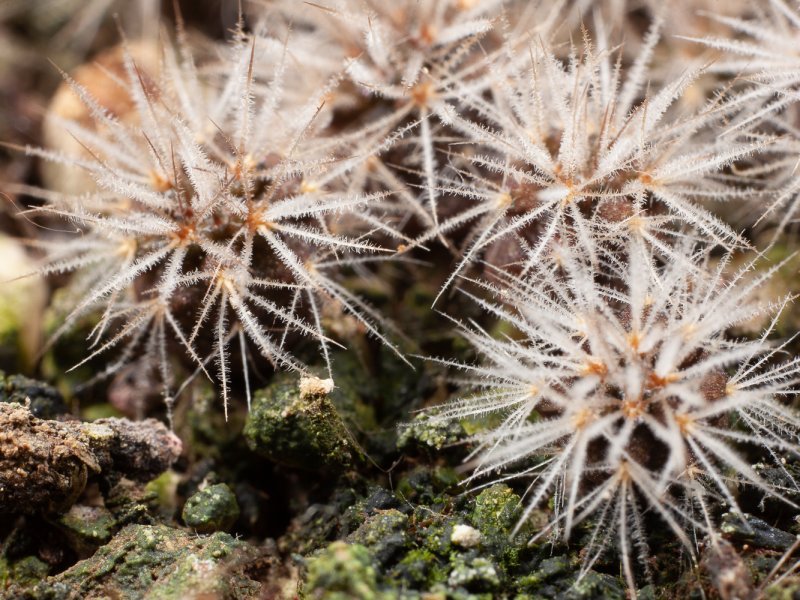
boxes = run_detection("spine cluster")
[10,0,800,593]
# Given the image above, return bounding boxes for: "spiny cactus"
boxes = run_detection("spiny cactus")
[427,237,800,592]
[4,1,800,596]
[22,34,404,417]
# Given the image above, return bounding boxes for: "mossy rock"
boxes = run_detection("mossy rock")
[765,575,800,599]
[514,555,627,599]
[447,555,501,593]
[182,483,240,533]
[304,541,387,600]
[395,466,460,506]
[398,410,469,452]
[8,524,261,599]
[345,509,409,566]
[566,571,626,599]
[56,504,116,555]
[0,371,66,419]
[244,374,361,471]
[390,548,447,589]
[469,484,532,570]
[720,513,797,551]
[0,555,50,589]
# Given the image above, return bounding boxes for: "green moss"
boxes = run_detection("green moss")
[0,236,46,374]
[81,404,124,421]
[471,485,522,537]
[765,575,800,599]
[391,549,447,589]
[0,555,50,588]
[514,556,626,599]
[346,509,409,566]
[17,524,261,599]
[470,484,531,569]
[180,381,245,464]
[304,541,386,600]
[398,410,468,451]
[327,352,380,429]
[182,483,240,533]
[729,240,800,338]
[447,555,501,592]
[517,556,572,588]
[40,287,103,395]
[57,505,116,553]
[420,515,457,557]
[145,534,258,600]
[396,466,460,506]
[566,571,625,599]
[244,374,360,471]
[144,471,180,515]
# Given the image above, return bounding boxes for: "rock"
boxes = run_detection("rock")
[0,403,181,514]
[451,524,481,549]
[346,509,409,566]
[447,555,500,592]
[0,555,50,588]
[8,524,261,599]
[244,374,359,471]
[397,410,468,452]
[56,505,116,555]
[88,416,183,483]
[765,575,800,599]
[721,513,797,551]
[390,549,446,589]
[0,402,101,514]
[304,541,385,600]
[182,483,240,534]
[0,371,67,419]
[469,484,530,569]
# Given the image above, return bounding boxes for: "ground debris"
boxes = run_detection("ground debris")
[0,402,181,515]
[6,524,262,600]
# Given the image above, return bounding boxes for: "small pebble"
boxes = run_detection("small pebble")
[451,524,481,548]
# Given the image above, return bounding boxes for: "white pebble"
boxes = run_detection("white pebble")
[451,524,481,548]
